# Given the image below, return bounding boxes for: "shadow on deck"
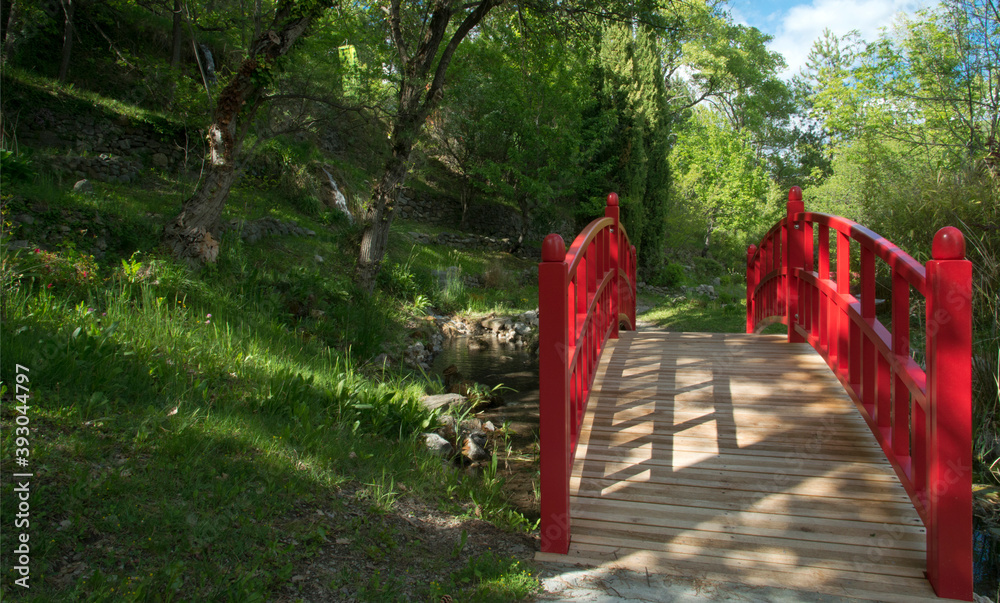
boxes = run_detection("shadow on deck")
[535,331,959,602]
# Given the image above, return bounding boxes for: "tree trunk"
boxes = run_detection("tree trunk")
[162,124,239,263]
[356,117,420,292]
[516,191,529,251]
[2,0,21,57]
[701,216,715,258]
[163,0,325,264]
[170,0,182,69]
[58,0,74,83]
[459,178,470,229]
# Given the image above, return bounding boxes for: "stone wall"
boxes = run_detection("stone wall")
[395,189,461,225]
[407,231,515,253]
[48,154,145,184]
[464,202,524,239]
[16,106,191,181]
[395,188,530,241]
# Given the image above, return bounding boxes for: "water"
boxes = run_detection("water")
[431,336,542,517]
[431,336,539,437]
[975,516,1000,596]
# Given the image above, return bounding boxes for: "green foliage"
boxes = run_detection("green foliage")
[675,8,795,154]
[796,3,1000,486]
[447,552,540,602]
[577,21,673,265]
[0,149,35,185]
[650,262,685,288]
[670,107,780,259]
[377,248,423,302]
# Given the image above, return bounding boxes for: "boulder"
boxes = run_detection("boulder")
[422,433,453,458]
[73,179,94,194]
[461,434,490,463]
[419,393,465,412]
[481,317,506,333]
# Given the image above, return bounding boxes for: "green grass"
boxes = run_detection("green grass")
[384,219,539,316]
[638,290,748,333]
[0,146,541,600]
[2,66,193,131]
[0,255,539,600]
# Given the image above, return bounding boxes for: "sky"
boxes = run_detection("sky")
[727,0,931,78]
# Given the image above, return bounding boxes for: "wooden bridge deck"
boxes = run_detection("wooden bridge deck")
[535,331,951,602]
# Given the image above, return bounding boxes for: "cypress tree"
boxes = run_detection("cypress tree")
[633,24,670,269]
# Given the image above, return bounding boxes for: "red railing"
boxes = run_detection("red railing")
[747,187,973,601]
[538,192,637,554]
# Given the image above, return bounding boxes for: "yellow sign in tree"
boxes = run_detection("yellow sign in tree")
[338,45,359,100]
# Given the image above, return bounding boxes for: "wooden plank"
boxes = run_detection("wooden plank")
[567,529,925,578]
[569,498,925,548]
[581,416,878,437]
[571,447,901,479]
[569,484,923,525]
[570,472,912,503]
[577,431,888,458]
[584,392,865,409]
[572,454,904,484]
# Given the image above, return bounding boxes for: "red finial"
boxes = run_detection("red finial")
[788,186,802,202]
[747,244,757,257]
[542,233,566,262]
[607,192,619,207]
[932,226,965,260]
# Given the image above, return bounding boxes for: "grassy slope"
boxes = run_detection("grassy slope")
[0,78,542,601]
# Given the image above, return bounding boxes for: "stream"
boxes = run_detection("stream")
[431,336,541,518]
[431,336,540,444]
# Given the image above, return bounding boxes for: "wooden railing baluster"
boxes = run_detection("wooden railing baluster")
[861,246,876,415]
[819,225,830,354]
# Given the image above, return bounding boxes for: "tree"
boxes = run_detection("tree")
[162,0,328,263]
[859,1,999,166]
[170,0,182,70]
[785,28,865,185]
[631,22,670,266]
[352,0,680,291]
[670,107,775,258]
[675,14,794,155]
[353,0,503,292]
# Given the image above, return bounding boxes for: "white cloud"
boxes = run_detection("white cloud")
[769,0,928,78]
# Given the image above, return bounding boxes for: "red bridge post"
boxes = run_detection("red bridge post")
[924,226,973,600]
[746,244,757,333]
[785,186,805,343]
[539,233,570,554]
[606,193,621,339]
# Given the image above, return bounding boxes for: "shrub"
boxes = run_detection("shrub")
[482,261,510,289]
[650,263,684,288]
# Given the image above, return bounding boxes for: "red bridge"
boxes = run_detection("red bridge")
[535,188,973,601]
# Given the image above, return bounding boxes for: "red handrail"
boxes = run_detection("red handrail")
[538,192,637,554]
[747,187,973,601]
